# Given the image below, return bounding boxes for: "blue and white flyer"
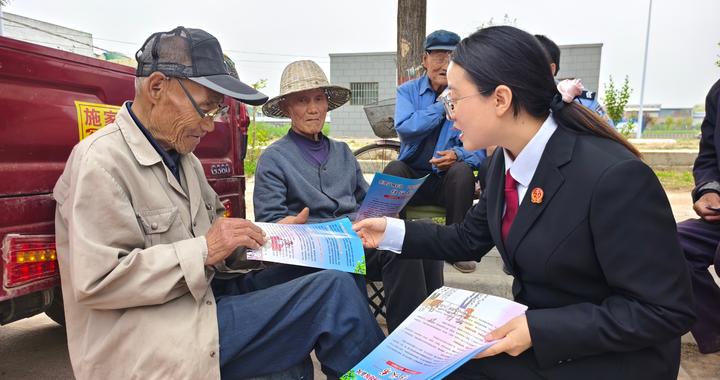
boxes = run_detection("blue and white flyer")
[356,173,428,221]
[247,218,367,274]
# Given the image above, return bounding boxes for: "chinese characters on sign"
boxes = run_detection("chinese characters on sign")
[74,101,121,140]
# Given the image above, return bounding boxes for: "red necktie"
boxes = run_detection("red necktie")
[502,169,519,242]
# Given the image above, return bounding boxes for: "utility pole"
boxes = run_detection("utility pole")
[636,0,653,138]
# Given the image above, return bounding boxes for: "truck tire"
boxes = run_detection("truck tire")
[45,287,65,327]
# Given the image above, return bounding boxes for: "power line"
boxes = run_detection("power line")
[8,37,97,51]
[91,36,328,59]
[1,16,331,63]
[223,49,328,59]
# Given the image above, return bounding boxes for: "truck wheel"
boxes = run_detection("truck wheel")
[45,287,65,326]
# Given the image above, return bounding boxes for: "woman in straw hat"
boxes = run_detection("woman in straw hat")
[253,60,443,333]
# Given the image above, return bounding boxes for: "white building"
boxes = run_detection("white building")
[0,12,94,57]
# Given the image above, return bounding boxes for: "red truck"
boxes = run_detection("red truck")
[0,36,251,326]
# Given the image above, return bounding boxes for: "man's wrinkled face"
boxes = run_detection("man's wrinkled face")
[148,78,224,154]
[423,50,452,90]
[282,88,328,139]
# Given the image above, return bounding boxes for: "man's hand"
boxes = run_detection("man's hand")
[429,150,458,171]
[205,218,266,266]
[352,218,388,249]
[474,315,532,359]
[278,207,310,224]
[693,192,720,222]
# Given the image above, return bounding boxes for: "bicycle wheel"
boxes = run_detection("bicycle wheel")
[354,143,400,177]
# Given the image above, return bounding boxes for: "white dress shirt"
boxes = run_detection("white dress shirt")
[378,115,559,253]
[502,115,558,209]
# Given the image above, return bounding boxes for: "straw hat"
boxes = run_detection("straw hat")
[262,60,351,118]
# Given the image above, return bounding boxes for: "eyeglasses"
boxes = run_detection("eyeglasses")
[425,50,451,65]
[175,78,229,122]
[437,88,493,119]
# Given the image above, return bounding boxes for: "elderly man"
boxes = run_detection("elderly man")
[384,29,486,273]
[534,34,613,124]
[677,78,720,354]
[53,27,383,380]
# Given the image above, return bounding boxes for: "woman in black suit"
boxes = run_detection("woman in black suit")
[353,26,695,380]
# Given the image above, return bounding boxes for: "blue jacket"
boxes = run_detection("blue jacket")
[394,75,485,173]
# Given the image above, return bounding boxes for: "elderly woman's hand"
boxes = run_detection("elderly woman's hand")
[278,207,310,224]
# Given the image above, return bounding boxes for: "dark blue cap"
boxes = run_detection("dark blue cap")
[424,30,461,51]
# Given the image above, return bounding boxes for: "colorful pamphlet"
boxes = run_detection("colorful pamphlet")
[356,173,428,221]
[246,218,367,274]
[343,287,528,380]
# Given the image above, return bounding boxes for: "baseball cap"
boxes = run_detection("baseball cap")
[135,26,268,106]
[424,30,461,51]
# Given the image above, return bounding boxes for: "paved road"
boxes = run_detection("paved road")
[0,314,73,379]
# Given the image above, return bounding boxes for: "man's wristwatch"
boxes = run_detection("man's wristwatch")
[693,180,720,203]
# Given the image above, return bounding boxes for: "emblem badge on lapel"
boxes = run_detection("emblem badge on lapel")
[531,187,544,204]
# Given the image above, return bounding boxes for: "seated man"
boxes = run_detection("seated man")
[384,30,486,273]
[534,34,614,125]
[53,27,383,380]
[254,59,442,333]
[677,78,720,354]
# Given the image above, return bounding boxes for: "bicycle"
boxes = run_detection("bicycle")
[353,98,401,176]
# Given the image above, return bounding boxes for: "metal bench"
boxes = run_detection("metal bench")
[366,205,446,321]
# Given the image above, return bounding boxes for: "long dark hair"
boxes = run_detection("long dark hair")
[452,26,640,157]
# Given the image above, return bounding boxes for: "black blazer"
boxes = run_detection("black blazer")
[402,127,695,380]
[692,79,720,192]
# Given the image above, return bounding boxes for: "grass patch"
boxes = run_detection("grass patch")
[244,158,258,177]
[630,138,699,150]
[654,170,694,191]
[244,122,331,177]
[250,122,331,139]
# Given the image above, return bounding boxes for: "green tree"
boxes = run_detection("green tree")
[478,14,517,29]
[716,42,720,68]
[603,75,632,125]
[663,116,676,131]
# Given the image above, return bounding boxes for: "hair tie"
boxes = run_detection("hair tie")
[550,79,585,113]
[549,93,565,113]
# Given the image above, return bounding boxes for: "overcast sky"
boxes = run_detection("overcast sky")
[3,0,719,107]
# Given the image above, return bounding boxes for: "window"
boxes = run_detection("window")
[350,82,379,105]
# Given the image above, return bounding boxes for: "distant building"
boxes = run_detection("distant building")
[554,44,603,94]
[624,104,662,122]
[1,12,94,57]
[624,104,698,130]
[329,43,603,138]
[329,52,397,138]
